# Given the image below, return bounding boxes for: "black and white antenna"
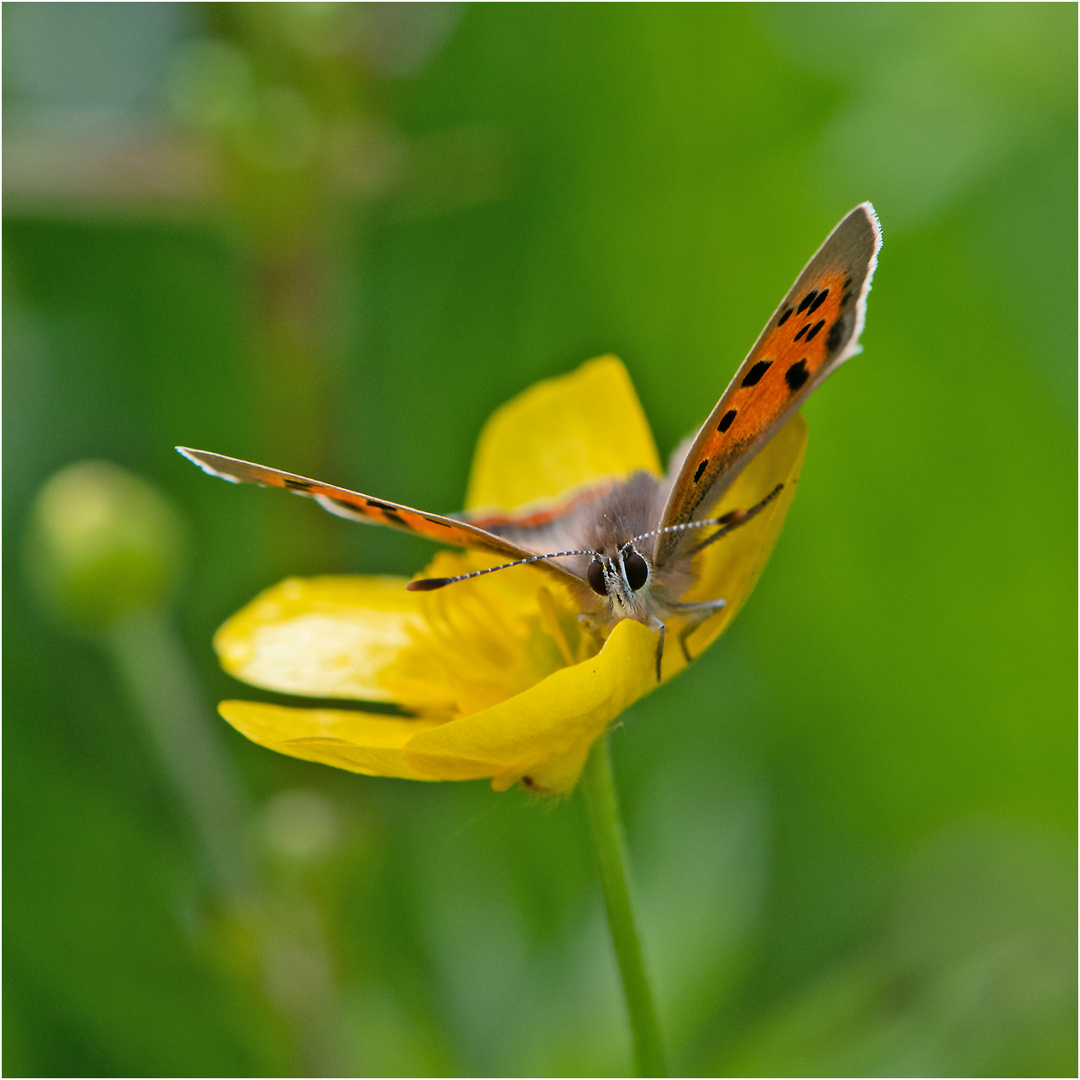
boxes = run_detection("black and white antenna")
[406,483,784,591]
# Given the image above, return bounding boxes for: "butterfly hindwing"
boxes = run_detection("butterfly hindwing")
[176,447,583,585]
[655,203,881,565]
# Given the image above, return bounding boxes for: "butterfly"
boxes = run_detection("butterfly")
[180,202,881,679]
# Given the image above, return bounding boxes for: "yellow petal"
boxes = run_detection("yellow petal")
[214,575,423,701]
[387,550,572,716]
[219,700,448,780]
[465,356,662,513]
[663,414,808,677]
[403,618,659,794]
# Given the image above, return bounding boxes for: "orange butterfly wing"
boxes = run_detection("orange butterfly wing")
[655,202,882,565]
[176,447,583,586]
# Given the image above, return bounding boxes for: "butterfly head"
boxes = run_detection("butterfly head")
[585,543,652,619]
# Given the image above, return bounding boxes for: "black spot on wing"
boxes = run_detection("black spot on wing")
[693,459,709,482]
[826,319,846,353]
[807,288,829,315]
[717,409,737,433]
[785,359,810,391]
[741,360,772,387]
[840,292,852,307]
[423,515,454,528]
[363,496,410,528]
[777,307,793,326]
[283,478,312,490]
[797,290,818,314]
[804,319,826,342]
[328,497,360,513]
[843,276,853,290]
[793,324,809,342]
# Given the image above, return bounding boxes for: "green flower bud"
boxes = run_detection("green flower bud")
[26,461,187,634]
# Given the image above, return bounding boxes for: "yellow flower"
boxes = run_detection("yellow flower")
[215,357,807,794]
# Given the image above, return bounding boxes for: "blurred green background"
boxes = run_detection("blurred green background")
[4,4,1075,1076]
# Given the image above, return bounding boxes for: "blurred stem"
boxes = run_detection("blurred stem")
[581,734,667,1078]
[107,609,255,903]
[108,609,348,1075]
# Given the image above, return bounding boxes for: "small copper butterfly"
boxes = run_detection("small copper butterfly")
[180,203,881,678]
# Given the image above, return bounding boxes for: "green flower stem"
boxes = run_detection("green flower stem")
[581,733,667,1078]
[107,609,255,903]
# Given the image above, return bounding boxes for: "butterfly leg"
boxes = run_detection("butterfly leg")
[648,616,667,682]
[668,598,727,663]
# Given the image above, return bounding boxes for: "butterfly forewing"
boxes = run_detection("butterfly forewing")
[176,447,583,585]
[181,204,881,615]
[655,203,881,565]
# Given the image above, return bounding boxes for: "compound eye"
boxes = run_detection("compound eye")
[623,549,649,591]
[587,559,608,596]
